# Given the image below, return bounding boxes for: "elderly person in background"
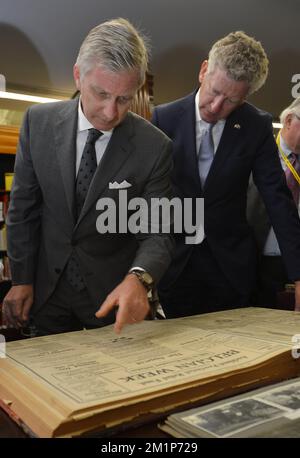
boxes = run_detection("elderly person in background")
[247,97,300,308]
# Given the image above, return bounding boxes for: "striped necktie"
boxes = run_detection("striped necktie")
[198,123,215,187]
[285,153,300,205]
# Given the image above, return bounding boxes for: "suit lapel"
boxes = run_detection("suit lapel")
[204,107,244,191]
[77,113,134,223]
[177,93,203,196]
[54,99,78,225]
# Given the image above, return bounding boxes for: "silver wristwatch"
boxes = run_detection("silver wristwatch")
[129,269,154,299]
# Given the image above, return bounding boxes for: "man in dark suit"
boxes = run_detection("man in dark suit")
[247,97,300,308]
[3,18,174,335]
[152,31,300,317]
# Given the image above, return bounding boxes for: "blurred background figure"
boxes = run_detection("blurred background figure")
[248,97,300,308]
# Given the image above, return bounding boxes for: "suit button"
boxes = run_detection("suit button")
[55,268,61,274]
[71,240,77,246]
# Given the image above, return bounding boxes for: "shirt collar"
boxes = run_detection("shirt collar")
[195,90,202,123]
[194,89,225,129]
[77,98,114,136]
[280,132,293,158]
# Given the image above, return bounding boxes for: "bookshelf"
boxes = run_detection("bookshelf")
[0,125,19,155]
[0,189,9,257]
[0,125,16,277]
[0,126,17,190]
[0,189,11,327]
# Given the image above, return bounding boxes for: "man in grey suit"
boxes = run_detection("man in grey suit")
[3,18,174,335]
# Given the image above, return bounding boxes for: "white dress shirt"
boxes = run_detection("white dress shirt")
[194,90,225,241]
[76,100,113,176]
[195,90,225,155]
[264,134,300,256]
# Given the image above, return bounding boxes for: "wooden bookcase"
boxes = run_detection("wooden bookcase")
[0,125,19,155]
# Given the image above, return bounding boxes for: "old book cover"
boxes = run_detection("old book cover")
[0,307,300,437]
[160,377,300,438]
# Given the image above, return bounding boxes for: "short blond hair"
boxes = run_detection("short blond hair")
[207,31,269,95]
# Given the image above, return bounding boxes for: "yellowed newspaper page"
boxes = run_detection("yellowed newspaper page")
[180,308,300,344]
[0,308,299,436]
[2,308,299,406]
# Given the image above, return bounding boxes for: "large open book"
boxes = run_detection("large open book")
[0,307,300,437]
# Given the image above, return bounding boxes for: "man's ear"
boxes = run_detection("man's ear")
[285,113,293,129]
[73,65,81,91]
[199,60,208,84]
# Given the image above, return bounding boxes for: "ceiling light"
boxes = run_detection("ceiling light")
[0,89,284,128]
[0,90,61,103]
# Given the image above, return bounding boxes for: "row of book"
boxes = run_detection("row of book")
[0,255,10,281]
[0,225,7,252]
[0,173,13,282]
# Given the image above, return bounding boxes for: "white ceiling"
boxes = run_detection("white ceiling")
[1,0,300,117]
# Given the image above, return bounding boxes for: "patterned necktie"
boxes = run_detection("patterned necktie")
[66,128,102,291]
[76,128,103,218]
[285,153,300,205]
[198,123,215,187]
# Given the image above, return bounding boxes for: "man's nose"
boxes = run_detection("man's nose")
[103,100,118,120]
[210,96,224,113]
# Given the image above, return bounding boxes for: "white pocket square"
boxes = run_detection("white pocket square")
[109,180,132,189]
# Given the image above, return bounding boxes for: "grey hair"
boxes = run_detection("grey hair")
[280,97,300,124]
[207,31,269,95]
[75,18,149,86]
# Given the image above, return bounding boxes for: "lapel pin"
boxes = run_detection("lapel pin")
[234,123,241,129]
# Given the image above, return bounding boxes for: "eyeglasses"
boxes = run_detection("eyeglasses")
[294,114,300,121]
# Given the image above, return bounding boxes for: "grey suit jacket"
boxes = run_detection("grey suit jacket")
[7,99,174,313]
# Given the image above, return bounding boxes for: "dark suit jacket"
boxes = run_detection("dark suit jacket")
[7,99,174,314]
[152,91,300,296]
[246,175,270,252]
